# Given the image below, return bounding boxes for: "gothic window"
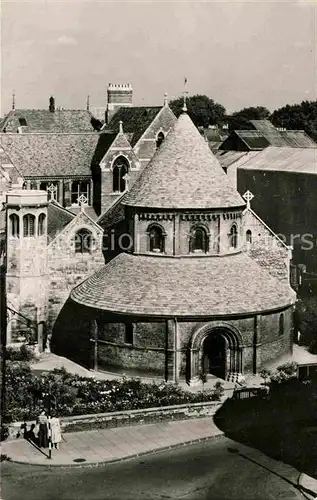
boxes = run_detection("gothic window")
[75,228,93,254]
[229,224,238,249]
[23,214,35,237]
[71,181,90,205]
[190,226,208,253]
[10,214,19,237]
[156,131,165,149]
[279,314,284,336]
[246,229,252,244]
[112,156,129,193]
[38,213,46,236]
[18,117,27,127]
[148,225,165,253]
[124,323,134,344]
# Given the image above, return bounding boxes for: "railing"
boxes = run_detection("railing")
[297,363,317,380]
[233,387,268,400]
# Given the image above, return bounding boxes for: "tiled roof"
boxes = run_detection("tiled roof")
[107,107,161,146]
[234,130,270,150]
[123,113,245,209]
[47,201,75,240]
[238,146,317,175]
[0,109,96,133]
[0,133,99,178]
[71,252,296,316]
[91,133,117,164]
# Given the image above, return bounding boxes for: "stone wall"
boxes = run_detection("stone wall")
[47,211,104,333]
[244,208,291,283]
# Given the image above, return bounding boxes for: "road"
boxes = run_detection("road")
[1,436,304,500]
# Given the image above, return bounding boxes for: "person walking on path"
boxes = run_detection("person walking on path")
[50,415,62,450]
[37,411,48,448]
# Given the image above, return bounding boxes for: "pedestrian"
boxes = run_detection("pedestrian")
[50,414,62,450]
[37,410,48,448]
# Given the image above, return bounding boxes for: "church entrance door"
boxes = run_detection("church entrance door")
[203,333,226,379]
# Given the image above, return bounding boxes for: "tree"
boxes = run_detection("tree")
[271,100,317,142]
[227,106,271,131]
[169,94,226,128]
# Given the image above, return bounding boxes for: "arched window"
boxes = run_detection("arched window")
[112,156,129,193]
[75,228,93,254]
[156,131,165,149]
[10,214,19,237]
[38,213,46,236]
[23,214,35,237]
[229,224,238,249]
[124,323,134,344]
[190,227,208,253]
[148,225,165,253]
[279,314,284,336]
[246,229,252,244]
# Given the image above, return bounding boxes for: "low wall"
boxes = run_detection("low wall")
[6,401,222,439]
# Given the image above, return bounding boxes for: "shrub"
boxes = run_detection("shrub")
[6,345,37,363]
[3,366,223,422]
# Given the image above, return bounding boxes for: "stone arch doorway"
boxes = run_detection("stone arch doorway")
[188,323,243,384]
[203,333,227,379]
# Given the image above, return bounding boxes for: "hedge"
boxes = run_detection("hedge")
[3,362,224,423]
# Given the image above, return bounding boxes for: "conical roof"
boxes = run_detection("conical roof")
[123,113,245,209]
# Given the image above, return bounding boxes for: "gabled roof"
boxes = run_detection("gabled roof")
[238,146,317,175]
[47,200,75,240]
[279,130,316,148]
[234,130,270,150]
[250,120,316,148]
[107,107,161,147]
[0,133,99,178]
[71,251,296,316]
[91,132,117,164]
[0,109,96,133]
[123,112,245,210]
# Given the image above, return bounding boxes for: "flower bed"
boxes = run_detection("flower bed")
[3,362,224,423]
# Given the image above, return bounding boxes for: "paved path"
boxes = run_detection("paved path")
[1,417,224,467]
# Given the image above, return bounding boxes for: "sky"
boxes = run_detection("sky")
[1,0,316,116]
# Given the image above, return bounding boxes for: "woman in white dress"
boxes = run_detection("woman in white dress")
[50,416,62,449]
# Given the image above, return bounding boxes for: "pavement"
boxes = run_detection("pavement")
[1,417,224,467]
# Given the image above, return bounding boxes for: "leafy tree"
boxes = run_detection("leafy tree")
[271,100,317,142]
[169,94,226,128]
[227,106,271,131]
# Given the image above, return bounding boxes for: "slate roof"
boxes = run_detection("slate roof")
[47,201,75,240]
[0,109,95,133]
[91,133,117,164]
[107,107,161,147]
[234,130,270,150]
[71,252,296,316]
[238,146,317,175]
[123,112,245,209]
[0,133,99,178]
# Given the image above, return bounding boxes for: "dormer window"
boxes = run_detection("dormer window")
[18,117,27,127]
[190,226,208,253]
[112,156,129,193]
[229,224,238,249]
[148,224,165,253]
[156,131,165,149]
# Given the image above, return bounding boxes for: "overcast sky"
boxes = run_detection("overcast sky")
[1,0,316,116]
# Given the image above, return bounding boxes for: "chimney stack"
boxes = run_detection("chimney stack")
[49,96,55,113]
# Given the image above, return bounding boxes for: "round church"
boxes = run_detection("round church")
[53,110,296,384]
